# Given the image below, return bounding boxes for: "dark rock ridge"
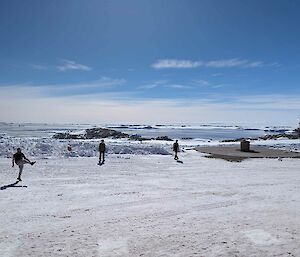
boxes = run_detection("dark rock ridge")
[107,125,157,130]
[155,136,173,141]
[263,129,289,133]
[53,128,129,139]
[128,135,173,141]
[53,128,174,141]
[222,132,300,143]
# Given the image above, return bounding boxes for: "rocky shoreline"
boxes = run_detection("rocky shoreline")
[222,131,300,143]
[52,126,300,143]
[52,127,173,141]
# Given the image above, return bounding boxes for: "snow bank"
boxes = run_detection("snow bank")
[0,137,172,158]
[1,135,299,158]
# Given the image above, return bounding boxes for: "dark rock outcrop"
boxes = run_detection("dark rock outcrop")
[86,128,128,139]
[155,136,173,141]
[53,128,129,140]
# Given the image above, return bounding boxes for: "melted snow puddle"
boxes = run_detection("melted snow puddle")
[98,238,129,257]
[242,229,280,245]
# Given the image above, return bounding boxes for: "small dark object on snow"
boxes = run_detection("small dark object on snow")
[240,140,250,152]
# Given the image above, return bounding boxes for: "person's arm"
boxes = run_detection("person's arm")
[12,155,15,167]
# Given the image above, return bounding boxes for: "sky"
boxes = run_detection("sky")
[0,0,300,126]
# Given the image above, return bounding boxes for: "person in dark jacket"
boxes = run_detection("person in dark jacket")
[12,148,36,181]
[98,139,106,165]
[173,140,179,160]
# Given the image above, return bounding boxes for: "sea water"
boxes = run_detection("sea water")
[0,122,287,140]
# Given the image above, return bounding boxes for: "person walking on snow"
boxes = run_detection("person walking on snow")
[12,148,36,181]
[98,139,106,165]
[173,140,179,160]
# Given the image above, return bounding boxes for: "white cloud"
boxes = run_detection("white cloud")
[0,84,299,126]
[139,80,191,90]
[138,80,168,89]
[207,58,264,68]
[90,76,126,88]
[153,80,168,85]
[244,61,264,68]
[205,58,246,68]
[230,94,300,110]
[138,84,159,89]
[46,77,125,92]
[57,59,92,72]
[166,84,191,89]
[192,80,210,86]
[152,58,268,69]
[139,79,224,90]
[269,62,281,68]
[152,59,203,69]
[191,79,226,88]
[0,77,125,99]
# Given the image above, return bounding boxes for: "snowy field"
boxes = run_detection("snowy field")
[0,150,299,257]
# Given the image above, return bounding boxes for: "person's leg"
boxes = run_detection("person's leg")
[102,152,105,163]
[175,151,178,160]
[17,163,23,181]
[22,159,36,165]
[99,152,102,164]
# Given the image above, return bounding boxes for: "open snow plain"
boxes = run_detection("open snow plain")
[0,150,299,257]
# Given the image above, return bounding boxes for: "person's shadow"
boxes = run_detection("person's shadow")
[0,181,28,190]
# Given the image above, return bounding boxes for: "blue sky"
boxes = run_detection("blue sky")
[0,0,300,125]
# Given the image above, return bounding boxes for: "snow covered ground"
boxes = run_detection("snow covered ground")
[1,136,300,159]
[0,150,299,257]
